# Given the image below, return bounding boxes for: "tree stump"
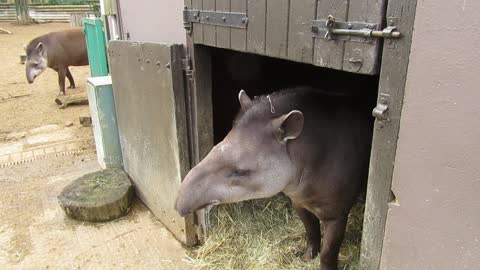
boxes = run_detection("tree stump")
[58,168,134,222]
[55,92,89,109]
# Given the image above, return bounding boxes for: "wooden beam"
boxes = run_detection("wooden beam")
[359,0,419,269]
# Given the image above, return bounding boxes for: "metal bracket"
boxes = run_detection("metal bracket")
[312,15,401,43]
[372,93,391,128]
[183,8,248,32]
[181,58,194,81]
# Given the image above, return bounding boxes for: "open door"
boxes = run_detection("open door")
[108,41,196,245]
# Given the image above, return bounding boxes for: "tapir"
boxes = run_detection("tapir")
[175,87,373,270]
[25,28,88,95]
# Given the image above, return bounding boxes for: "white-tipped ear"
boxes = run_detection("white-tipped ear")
[36,42,44,56]
[238,89,253,110]
[272,110,304,142]
[23,44,27,52]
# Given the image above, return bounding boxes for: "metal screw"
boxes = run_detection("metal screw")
[222,16,226,22]
[241,17,247,24]
[347,23,353,29]
[367,24,374,29]
[388,19,394,26]
[193,14,198,19]
[165,63,171,69]
[206,16,210,20]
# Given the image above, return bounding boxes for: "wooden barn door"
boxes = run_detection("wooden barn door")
[183,0,391,75]
[108,41,196,245]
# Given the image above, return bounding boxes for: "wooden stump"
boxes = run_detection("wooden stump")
[58,168,134,222]
[55,92,89,109]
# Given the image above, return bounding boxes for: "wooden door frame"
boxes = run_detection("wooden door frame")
[359,0,419,269]
[182,1,420,267]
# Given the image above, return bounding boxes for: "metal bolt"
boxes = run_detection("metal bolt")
[165,63,171,69]
[222,16,226,22]
[193,14,198,19]
[347,23,353,29]
[206,16,210,20]
[367,24,374,29]
[388,19,394,26]
[241,17,247,24]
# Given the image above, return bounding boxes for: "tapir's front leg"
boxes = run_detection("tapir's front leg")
[294,205,320,261]
[319,216,348,270]
[57,67,67,96]
[66,67,75,89]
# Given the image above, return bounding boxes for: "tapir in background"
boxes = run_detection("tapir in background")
[175,87,373,270]
[25,28,88,95]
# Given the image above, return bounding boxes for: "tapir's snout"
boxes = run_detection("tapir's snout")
[174,162,224,217]
[174,168,205,217]
[174,190,192,217]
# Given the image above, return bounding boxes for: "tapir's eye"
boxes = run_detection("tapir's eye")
[229,169,250,178]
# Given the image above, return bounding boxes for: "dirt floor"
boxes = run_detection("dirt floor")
[0,22,193,269]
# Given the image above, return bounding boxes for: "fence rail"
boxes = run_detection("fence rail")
[0,5,94,22]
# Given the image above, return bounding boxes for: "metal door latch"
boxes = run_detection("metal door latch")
[372,94,390,127]
[312,15,401,42]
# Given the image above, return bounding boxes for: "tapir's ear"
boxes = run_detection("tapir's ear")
[238,89,253,110]
[272,110,304,142]
[36,42,44,55]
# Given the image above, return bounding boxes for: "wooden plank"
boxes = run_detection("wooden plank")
[230,0,247,51]
[246,0,266,54]
[185,5,214,241]
[343,0,386,74]
[265,0,288,58]
[359,0,419,269]
[192,0,204,43]
[287,0,316,63]
[215,0,231,49]
[313,0,348,70]
[192,45,214,243]
[202,0,216,46]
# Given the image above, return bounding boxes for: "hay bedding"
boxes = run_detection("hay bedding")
[189,194,364,270]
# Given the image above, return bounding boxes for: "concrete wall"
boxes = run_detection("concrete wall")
[381,1,480,269]
[116,0,184,44]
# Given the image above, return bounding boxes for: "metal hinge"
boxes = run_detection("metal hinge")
[312,15,401,43]
[183,6,248,34]
[182,57,194,80]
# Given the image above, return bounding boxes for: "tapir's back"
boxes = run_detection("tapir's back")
[27,28,88,68]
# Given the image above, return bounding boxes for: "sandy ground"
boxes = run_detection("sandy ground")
[0,22,193,269]
[0,22,91,142]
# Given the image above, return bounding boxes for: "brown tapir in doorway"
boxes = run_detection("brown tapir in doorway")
[25,28,88,96]
[175,87,373,270]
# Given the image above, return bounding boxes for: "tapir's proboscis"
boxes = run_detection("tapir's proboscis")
[175,87,373,270]
[25,28,88,96]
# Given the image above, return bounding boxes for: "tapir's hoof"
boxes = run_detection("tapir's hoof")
[68,85,75,89]
[57,91,66,97]
[301,247,319,261]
